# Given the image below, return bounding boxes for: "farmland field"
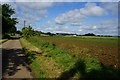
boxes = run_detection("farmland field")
[29,36,119,67]
[20,36,120,79]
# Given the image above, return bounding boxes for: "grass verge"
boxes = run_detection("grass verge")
[0,39,8,44]
[20,38,46,78]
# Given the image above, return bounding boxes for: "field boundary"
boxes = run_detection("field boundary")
[0,39,8,44]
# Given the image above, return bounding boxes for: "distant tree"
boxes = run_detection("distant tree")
[46,32,53,36]
[84,33,96,36]
[33,31,42,36]
[2,4,18,34]
[16,30,22,35]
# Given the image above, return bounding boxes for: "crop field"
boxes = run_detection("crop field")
[21,36,120,79]
[30,36,119,67]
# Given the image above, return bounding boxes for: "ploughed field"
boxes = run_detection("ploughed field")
[30,36,119,68]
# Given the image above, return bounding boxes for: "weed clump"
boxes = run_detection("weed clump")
[23,48,36,64]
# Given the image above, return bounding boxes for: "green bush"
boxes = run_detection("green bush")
[2,34,10,39]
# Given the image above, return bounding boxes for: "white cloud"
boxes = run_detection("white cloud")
[55,3,107,25]
[55,9,86,25]
[38,2,118,36]
[78,19,118,35]
[1,0,119,2]
[40,19,118,36]
[100,2,118,16]
[34,21,75,33]
[1,0,11,2]
[17,2,53,9]
[99,0,119,2]
[80,3,107,16]
[6,2,53,30]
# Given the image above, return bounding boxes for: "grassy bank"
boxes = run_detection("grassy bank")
[0,39,8,44]
[20,38,46,78]
[21,36,120,79]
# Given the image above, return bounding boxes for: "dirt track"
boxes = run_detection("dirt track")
[1,38,33,79]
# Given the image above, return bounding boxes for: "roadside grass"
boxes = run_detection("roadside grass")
[31,61,46,78]
[0,39,8,44]
[20,38,46,78]
[35,55,63,78]
[20,38,41,52]
[20,38,64,78]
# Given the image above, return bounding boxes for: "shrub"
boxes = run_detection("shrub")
[2,34,10,39]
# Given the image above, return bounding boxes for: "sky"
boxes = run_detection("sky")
[1,0,119,36]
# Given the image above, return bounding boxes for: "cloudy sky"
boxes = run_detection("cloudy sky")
[1,0,119,36]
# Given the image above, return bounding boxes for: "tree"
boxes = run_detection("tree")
[33,31,42,36]
[84,33,96,36]
[46,32,53,36]
[22,26,35,38]
[16,30,22,35]
[2,4,18,34]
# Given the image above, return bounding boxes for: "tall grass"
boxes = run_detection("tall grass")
[0,39,8,44]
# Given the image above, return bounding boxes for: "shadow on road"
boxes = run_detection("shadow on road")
[9,37,20,40]
[2,48,32,77]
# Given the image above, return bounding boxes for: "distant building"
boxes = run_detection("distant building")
[56,33,77,36]
[40,34,49,36]
[72,35,77,36]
